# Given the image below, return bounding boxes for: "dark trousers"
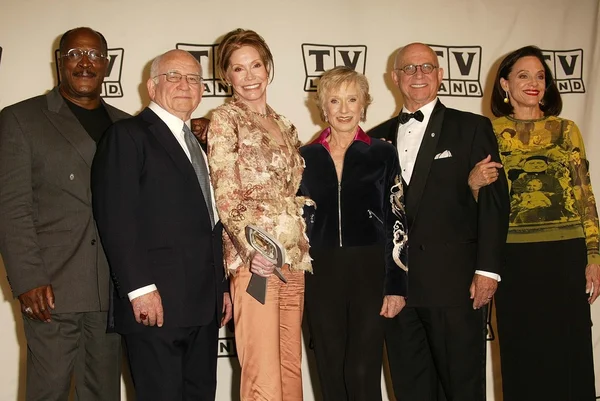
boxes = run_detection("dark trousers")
[305,245,386,401]
[496,239,595,401]
[386,306,487,401]
[124,317,218,401]
[22,311,121,401]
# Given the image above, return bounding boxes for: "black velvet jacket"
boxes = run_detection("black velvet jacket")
[300,127,408,296]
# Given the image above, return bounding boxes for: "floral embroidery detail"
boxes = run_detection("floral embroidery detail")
[208,98,312,274]
[390,174,408,271]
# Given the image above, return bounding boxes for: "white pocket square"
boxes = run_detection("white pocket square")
[434,150,452,159]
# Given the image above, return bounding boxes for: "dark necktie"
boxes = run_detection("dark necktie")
[183,124,215,226]
[398,110,424,124]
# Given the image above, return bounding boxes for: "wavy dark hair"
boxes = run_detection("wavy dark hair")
[491,45,562,117]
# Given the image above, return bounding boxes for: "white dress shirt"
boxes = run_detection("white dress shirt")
[128,102,219,301]
[396,98,500,282]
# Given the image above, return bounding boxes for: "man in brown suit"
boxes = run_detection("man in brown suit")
[0,27,129,400]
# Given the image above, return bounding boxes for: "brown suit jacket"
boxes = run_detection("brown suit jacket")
[0,87,130,313]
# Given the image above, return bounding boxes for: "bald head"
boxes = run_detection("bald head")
[150,49,202,79]
[394,43,438,70]
[391,42,443,112]
[147,49,204,121]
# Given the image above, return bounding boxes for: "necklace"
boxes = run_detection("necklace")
[249,109,271,119]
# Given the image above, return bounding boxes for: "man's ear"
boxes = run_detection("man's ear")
[146,78,156,100]
[391,69,400,87]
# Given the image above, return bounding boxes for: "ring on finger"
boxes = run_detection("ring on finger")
[24,306,33,314]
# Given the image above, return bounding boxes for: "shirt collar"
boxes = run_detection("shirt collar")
[149,101,190,134]
[312,126,371,151]
[400,98,438,122]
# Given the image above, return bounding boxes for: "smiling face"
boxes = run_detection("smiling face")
[392,43,443,112]
[501,56,545,114]
[147,50,203,121]
[324,81,363,137]
[225,45,269,107]
[58,28,108,108]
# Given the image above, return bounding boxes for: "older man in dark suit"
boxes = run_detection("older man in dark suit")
[369,43,510,401]
[91,49,232,401]
[0,27,129,400]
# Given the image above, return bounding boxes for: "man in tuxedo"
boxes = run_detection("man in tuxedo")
[369,43,509,401]
[91,49,232,401]
[0,27,129,400]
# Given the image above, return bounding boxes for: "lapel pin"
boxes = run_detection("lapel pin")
[431,132,436,137]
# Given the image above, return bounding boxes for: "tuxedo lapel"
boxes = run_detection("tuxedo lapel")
[405,100,445,223]
[44,88,96,167]
[140,108,198,183]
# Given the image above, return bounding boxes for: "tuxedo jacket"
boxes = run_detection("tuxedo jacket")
[0,87,130,313]
[91,107,226,334]
[369,100,509,307]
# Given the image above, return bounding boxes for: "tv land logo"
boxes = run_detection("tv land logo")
[430,45,483,98]
[218,326,237,358]
[176,43,232,98]
[54,48,125,98]
[302,44,367,92]
[542,49,585,93]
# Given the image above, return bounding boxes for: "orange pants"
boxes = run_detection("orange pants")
[231,266,305,401]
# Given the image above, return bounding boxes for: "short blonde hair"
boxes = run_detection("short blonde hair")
[315,66,372,122]
[216,28,274,84]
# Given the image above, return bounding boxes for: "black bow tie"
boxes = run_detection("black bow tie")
[398,110,424,124]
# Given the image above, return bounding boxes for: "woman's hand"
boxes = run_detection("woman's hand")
[585,263,600,304]
[380,295,406,318]
[250,252,276,277]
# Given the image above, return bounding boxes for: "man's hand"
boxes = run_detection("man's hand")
[250,252,275,277]
[191,117,210,145]
[469,274,498,309]
[380,295,406,318]
[18,285,55,322]
[131,290,164,327]
[221,292,233,327]
[585,263,600,304]
[468,155,503,200]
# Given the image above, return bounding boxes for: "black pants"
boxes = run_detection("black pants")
[496,239,595,401]
[124,317,218,401]
[386,305,487,401]
[305,245,386,401]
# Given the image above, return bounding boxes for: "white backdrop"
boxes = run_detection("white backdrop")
[1,0,599,400]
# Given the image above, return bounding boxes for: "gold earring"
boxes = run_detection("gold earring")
[361,109,365,119]
[503,90,510,104]
[324,114,328,123]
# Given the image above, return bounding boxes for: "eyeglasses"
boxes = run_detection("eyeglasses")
[154,72,203,85]
[396,63,438,75]
[61,48,106,62]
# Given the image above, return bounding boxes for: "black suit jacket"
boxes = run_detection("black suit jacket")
[91,107,225,333]
[369,101,509,307]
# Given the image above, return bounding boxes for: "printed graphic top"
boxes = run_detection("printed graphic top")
[493,115,600,264]
[208,97,313,274]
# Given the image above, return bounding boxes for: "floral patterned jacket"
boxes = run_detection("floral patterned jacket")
[207,98,313,274]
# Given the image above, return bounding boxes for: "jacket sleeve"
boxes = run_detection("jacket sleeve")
[471,117,510,275]
[207,109,256,266]
[384,147,408,296]
[0,107,50,297]
[91,122,150,298]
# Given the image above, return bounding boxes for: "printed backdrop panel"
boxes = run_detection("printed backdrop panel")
[1,0,599,399]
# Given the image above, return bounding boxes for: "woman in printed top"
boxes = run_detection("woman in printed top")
[300,66,408,401]
[469,45,599,401]
[207,28,313,401]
